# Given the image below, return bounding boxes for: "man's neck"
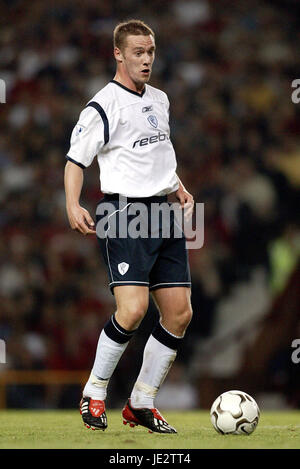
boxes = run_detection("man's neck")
[113,73,145,95]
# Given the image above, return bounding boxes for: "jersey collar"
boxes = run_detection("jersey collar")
[110,80,146,97]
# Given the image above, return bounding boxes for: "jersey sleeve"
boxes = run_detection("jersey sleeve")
[66,105,105,168]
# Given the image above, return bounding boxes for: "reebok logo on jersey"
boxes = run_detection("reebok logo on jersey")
[142,105,153,113]
[132,132,169,148]
[118,262,129,275]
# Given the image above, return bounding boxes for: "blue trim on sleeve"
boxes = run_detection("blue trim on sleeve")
[66,155,86,169]
[86,101,109,145]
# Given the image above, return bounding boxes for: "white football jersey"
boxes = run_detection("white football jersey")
[66,80,179,197]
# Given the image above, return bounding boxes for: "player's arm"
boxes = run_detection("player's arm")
[175,175,193,204]
[64,104,105,235]
[175,174,194,220]
[64,160,96,235]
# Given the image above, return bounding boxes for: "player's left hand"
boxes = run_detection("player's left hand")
[175,186,194,221]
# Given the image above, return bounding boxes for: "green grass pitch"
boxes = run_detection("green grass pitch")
[0,409,299,449]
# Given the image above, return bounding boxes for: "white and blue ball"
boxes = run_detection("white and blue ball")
[210,390,260,435]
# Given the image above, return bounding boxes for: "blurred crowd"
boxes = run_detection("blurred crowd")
[0,0,299,408]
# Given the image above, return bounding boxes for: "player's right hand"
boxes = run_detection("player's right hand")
[66,204,96,235]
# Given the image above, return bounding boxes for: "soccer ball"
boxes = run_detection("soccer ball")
[210,390,260,435]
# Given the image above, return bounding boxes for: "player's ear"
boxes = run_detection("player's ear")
[114,47,123,63]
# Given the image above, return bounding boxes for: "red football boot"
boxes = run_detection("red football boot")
[122,399,177,434]
[80,397,107,431]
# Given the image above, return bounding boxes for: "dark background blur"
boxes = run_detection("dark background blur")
[0,0,299,410]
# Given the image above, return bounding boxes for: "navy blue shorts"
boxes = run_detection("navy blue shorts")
[95,194,191,293]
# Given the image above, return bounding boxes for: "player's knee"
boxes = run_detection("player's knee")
[130,306,148,328]
[177,306,193,332]
[117,303,148,330]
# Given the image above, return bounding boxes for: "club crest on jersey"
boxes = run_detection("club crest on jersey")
[147,115,158,128]
[118,262,129,275]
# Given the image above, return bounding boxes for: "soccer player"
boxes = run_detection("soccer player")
[64,19,194,434]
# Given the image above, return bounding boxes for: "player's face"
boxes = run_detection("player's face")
[118,34,156,88]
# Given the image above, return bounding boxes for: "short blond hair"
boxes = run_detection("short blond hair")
[113,19,155,51]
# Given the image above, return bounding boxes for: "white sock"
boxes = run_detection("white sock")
[83,330,128,400]
[130,335,177,409]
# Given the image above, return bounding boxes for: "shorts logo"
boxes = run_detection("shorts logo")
[147,115,158,128]
[118,262,129,275]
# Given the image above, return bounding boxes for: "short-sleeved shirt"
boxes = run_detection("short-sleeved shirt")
[66,80,179,198]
